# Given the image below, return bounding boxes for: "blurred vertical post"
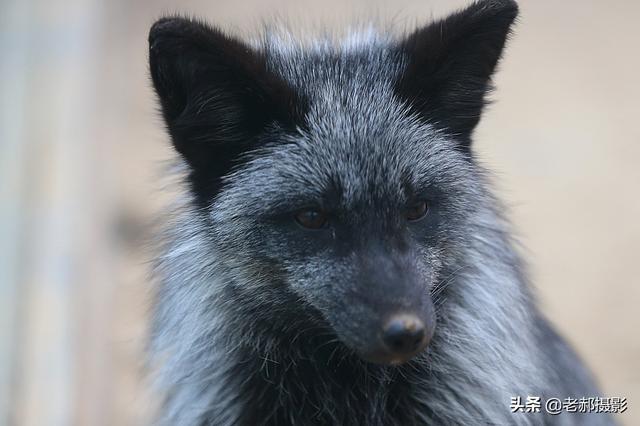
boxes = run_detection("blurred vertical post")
[0,0,110,425]
[0,1,30,424]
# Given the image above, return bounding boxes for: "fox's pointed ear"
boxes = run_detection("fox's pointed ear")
[396,0,518,148]
[149,17,305,205]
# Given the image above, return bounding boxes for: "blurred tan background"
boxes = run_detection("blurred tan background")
[1,0,638,424]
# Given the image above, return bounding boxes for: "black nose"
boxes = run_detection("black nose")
[382,314,428,356]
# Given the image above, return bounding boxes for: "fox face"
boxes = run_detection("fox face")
[149,0,518,365]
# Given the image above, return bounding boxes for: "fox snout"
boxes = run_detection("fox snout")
[319,244,436,365]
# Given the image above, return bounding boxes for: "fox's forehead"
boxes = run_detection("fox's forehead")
[210,51,385,203]
[219,114,462,217]
[218,48,469,214]
[290,127,452,202]
[267,46,433,186]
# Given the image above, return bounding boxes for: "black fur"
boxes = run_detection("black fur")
[149,17,308,207]
[396,0,518,149]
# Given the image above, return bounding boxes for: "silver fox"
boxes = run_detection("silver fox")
[148,1,612,424]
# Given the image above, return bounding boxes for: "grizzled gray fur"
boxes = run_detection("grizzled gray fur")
[148,0,612,424]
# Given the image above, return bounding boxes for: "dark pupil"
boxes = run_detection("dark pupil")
[407,201,427,220]
[297,210,326,228]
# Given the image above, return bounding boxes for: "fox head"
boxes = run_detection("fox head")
[149,0,518,365]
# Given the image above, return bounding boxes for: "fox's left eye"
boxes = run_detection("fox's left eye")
[295,209,328,229]
[406,200,429,222]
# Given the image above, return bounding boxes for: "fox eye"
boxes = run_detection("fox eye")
[295,209,328,229]
[406,200,429,222]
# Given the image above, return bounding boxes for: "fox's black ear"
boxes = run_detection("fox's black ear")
[149,17,305,206]
[396,0,518,148]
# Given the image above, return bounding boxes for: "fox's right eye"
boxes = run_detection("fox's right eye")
[295,209,328,230]
[406,200,429,222]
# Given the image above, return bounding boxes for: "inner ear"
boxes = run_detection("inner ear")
[148,17,307,206]
[395,0,518,148]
